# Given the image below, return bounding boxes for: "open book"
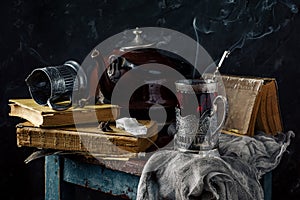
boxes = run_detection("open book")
[9,99,120,127]
[221,75,283,136]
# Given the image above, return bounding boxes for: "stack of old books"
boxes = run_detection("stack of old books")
[9,99,158,160]
[10,75,283,159]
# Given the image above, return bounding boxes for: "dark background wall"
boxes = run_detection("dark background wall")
[0,0,299,199]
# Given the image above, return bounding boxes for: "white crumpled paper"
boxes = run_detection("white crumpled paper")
[116,117,148,136]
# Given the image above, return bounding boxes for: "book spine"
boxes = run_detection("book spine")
[16,127,141,155]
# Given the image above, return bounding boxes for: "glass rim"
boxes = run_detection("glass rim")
[175,78,217,93]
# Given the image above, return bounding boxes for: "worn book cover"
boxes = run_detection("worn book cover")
[16,120,158,155]
[9,99,120,127]
[221,75,283,136]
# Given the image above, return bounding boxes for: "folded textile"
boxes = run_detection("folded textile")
[137,131,294,200]
[219,131,294,178]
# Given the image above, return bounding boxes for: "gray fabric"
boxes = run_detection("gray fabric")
[137,131,294,200]
[219,131,294,178]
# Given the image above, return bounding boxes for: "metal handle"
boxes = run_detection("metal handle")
[47,94,72,111]
[210,95,227,135]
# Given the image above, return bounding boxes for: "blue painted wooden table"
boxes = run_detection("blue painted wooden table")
[45,154,272,200]
[45,154,143,200]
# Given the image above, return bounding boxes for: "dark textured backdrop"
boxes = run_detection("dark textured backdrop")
[0,0,299,199]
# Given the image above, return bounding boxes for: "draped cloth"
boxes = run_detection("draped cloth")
[137,131,294,200]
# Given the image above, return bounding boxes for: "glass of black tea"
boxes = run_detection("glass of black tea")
[174,79,226,156]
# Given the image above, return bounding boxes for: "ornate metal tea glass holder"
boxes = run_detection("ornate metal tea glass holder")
[26,61,80,111]
[174,78,226,156]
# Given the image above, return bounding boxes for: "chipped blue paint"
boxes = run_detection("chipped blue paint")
[45,155,272,200]
[45,155,61,200]
[263,171,272,200]
[63,157,140,199]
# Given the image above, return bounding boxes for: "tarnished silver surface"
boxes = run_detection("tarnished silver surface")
[174,78,227,154]
[120,27,155,52]
[174,107,219,152]
[25,61,80,110]
[175,79,217,94]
